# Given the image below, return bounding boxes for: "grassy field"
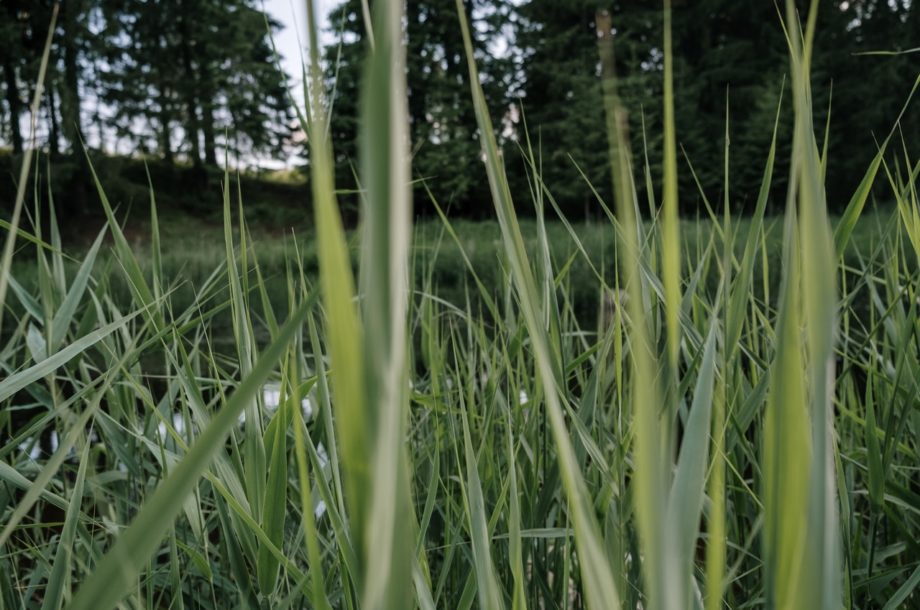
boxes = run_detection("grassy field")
[7,206,902,332]
[2,1,919,609]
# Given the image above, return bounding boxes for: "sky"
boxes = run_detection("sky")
[263,0,338,102]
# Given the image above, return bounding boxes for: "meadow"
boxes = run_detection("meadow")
[1,1,919,609]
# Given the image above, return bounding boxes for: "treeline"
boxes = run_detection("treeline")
[327,0,919,217]
[2,1,919,220]
[1,0,290,214]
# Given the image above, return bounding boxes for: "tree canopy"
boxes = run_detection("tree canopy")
[1,0,918,218]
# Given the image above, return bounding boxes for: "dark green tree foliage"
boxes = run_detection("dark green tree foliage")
[323,0,365,210]
[1,0,918,218]
[513,1,639,217]
[0,1,95,214]
[0,2,35,155]
[517,0,920,215]
[1,1,81,156]
[97,0,291,168]
[324,0,510,216]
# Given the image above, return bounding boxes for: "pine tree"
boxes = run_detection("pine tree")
[97,0,290,168]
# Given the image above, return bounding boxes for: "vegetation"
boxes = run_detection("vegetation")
[1,1,919,610]
[3,1,919,219]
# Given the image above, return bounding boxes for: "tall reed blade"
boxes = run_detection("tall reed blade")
[763,2,843,607]
[358,0,417,607]
[301,0,369,569]
[456,2,621,607]
[597,9,667,608]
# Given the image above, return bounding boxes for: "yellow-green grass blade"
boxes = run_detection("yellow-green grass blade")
[357,0,417,607]
[597,8,666,608]
[302,0,369,558]
[786,3,843,607]
[661,0,682,377]
[457,3,621,608]
[66,299,311,610]
[763,213,810,609]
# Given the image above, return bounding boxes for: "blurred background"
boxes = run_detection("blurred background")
[1,0,918,223]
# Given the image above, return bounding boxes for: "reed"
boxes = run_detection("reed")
[0,1,918,608]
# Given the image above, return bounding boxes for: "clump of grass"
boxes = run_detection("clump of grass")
[1,1,919,609]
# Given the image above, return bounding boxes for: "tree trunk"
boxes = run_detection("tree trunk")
[47,84,60,155]
[201,99,217,165]
[406,1,426,131]
[177,3,203,168]
[3,58,24,154]
[159,109,174,164]
[196,38,218,166]
[60,0,85,151]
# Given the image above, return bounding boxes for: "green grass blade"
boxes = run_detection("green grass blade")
[0,310,141,404]
[665,324,717,607]
[459,407,506,610]
[49,227,106,351]
[41,441,90,610]
[357,1,417,607]
[0,4,57,336]
[66,299,311,610]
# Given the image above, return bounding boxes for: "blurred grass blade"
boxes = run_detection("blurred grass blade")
[661,0,682,376]
[302,0,369,558]
[358,0,418,607]
[597,8,666,607]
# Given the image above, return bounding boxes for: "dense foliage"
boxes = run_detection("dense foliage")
[324,0,920,216]
[0,1,290,168]
[3,1,918,219]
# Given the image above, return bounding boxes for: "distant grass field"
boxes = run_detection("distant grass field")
[8,205,901,331]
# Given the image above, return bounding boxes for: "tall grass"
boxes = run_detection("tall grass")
[1,1,919,609]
